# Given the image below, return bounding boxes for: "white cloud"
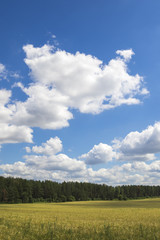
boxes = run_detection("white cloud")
[0,89,11,106]
[79,122,160,164]
[0,45,149,144]
[1,134,160,185]
[119,122,160,155]
[2,158,160,185]
[1,121,160,184]
[0,160,87,182]
[0,137,87,181]
[0,161,59,181]
[9,44,148,131]
[0,89,33,144]
[79,143,116,164]
[12,83,73,129]
[25,153,86,172]
[23,137,85,172]
[26,137,62,155]
[0,63,5,74]
[0,124,33,144]
[0,63,8,80]
[116,49,134,61]
[24,45,147,114]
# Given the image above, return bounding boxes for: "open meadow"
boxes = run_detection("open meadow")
[1,198,160,240]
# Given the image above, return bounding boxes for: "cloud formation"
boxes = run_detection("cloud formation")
[79,143,116,164]
[0,89,33,144]
[79,122,160,164]
[0,137,86,181]
[26,137,62,155]
[1,157,160,185]
[119,122,160,155]
[11,44,148,130]
[0,44,156,185]
[1,122,160,185]
[1,111,160,184]
[23,44,147,115]
[116,49,134,61]
[0,45,148,144]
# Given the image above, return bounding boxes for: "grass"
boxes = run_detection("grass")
[0,198,160,239]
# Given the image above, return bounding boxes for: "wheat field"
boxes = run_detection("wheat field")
[0,198,160,239]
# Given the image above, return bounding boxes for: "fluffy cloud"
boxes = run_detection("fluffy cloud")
[12,83,73,129]
[8,44,148,132]
[24,154,86,172]
[0,137,87,181]
[119,122,160,155]
[79,122,160,164]
[0,136,87,182]
[0,124,33,144]
[23,44,147,114]
[0,45,148,143]
[1,121,160,184]
[1,135,160,184]
[79,143,116,164]
[116,49,134,61]
[2,158,160,185]
[0,160,87,182]
[24,137,86,172]
[26,137,62,155]
[0,161,64,181]
[0,89,33,144]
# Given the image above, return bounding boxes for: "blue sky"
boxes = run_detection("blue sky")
[0,0,160,185]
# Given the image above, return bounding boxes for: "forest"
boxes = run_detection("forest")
[0,176,160,203]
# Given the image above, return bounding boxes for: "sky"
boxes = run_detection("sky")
[0,0,160,185]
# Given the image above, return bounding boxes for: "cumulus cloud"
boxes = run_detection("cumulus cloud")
[25,137,62,155]
[1,134,160,185]
[119,122,160,155]
[22,44,147,114]
[1,121,160,184]
[2,158,160,185]
[0,124,33,144]
[6,44,148,132]
[0,160,87,182]
[0,44,149,143]
[0,89,33,144]
[11,83,73,129]
[24,153,86,172]
[0,135,87,182]
[79,122,160,164]
[79,143,116,164]
[23,137,85,172]
[0,161,63,181]
[0,137,87,181]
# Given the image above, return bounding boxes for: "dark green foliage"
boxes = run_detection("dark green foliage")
[0,176,160,203]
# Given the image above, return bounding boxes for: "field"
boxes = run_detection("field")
[0,199,160,240]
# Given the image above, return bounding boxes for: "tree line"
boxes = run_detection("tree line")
[0,176,160,203]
